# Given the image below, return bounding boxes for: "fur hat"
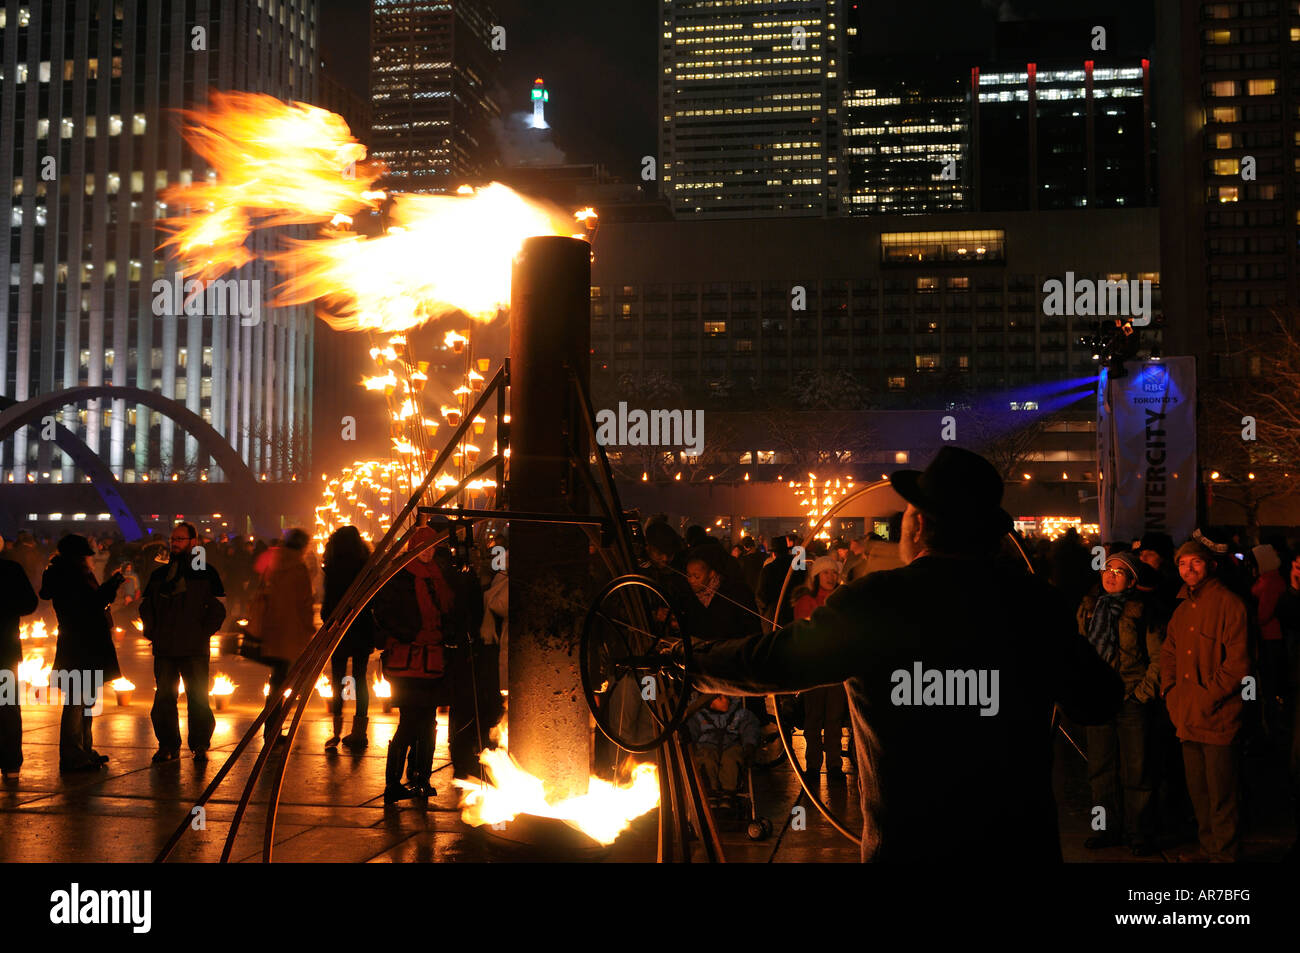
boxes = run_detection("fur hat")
[809,555,843,581]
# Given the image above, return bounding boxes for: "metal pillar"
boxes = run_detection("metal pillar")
[507,236,592,800]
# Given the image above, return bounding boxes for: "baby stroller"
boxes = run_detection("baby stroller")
[685,693,773,840]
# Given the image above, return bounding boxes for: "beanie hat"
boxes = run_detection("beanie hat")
[1175,539,1215,564]
[1104,551,1142,582]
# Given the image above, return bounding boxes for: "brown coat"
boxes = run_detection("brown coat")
[257,548,315,661]
[1160,577,1250,745]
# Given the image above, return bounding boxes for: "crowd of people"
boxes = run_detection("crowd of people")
[0,523,508,808]
[4,464,1300,861]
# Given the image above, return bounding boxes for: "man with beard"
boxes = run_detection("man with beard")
[682,447,1123,862]
[140,522,227,762]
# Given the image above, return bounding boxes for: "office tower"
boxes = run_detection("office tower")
[659,0,845,218]
[0,0,318,486]
[842,57,970,215]
[1158,0,1294,374]
[369,0,501,194]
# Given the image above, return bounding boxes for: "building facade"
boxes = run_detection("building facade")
[1157,0,1297,373]
[369,0,500,194]
[1,0,318,493]
[842,59,970,215]
[973,59,1154,212]
[658,0,845,219]
[589,209,1161,402]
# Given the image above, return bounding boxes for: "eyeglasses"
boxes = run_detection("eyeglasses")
[1101,569,1129,577]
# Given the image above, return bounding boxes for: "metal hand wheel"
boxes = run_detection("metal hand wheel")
[580,574,691,752]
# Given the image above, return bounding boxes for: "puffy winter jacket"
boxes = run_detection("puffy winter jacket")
[687,694,761,751]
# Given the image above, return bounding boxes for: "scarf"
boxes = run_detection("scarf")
[1085,590,1131,665]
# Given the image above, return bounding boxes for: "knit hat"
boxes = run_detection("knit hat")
[1104,551,1142,583]
[1175,539,1215,564]
[809,555,843,581]
[1253,543,1281,574]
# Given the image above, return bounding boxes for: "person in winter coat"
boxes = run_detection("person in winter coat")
[255,529,316,743]
[795,555,850,783]
[140,521,227,762]
[682,546,763,645]
[685,447,1124,862]
[1,536,40,779]
[436,546,488,779]
[1160,539,1251,862]
[688,694,760,795]
[372,525,455,804]
[40,535,125,772]
[1250,544,1287,735]
[1273,551,1300,859]
[321,526,375,753]
[1076,551,1164,854]
[757,535,805,629]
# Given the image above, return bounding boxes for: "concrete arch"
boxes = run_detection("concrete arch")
[0,394,145,540]
[0,386,270,534]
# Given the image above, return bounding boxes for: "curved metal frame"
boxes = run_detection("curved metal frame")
[155,365,510,863]
[581,573,692,753]
[0,394,145,539]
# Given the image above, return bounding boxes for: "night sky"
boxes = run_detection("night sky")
[318,0,1154,179]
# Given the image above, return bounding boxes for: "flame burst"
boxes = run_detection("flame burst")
[158,91,572,333]
[455,722,659,847]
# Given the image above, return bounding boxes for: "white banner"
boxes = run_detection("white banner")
[1098,358,1197,544]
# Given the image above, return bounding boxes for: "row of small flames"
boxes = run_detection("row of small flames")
[16,618,654,844]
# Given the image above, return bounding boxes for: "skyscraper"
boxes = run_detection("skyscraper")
[841,57,970,215]
[658,0,845,219]
[0,0,318,489]
[1158,0,1294,375]
[369,0,502,194]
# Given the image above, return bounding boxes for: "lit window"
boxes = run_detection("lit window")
[1209,80,1236,97]
[888,376,906,390]
[1247,79,1276,96]
[1218,186,1239,203]
[1206,29,1233,45]
[1212,158,1239,175]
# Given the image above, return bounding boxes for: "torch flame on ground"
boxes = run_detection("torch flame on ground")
[110,677,135,691]
[211,674,236,696]
[454,720,659,847]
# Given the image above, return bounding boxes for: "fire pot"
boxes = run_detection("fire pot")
[507,236,592,802]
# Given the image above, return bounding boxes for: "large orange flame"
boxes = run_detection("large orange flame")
[157,91,573,333]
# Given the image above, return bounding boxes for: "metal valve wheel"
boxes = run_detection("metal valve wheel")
[580,574,692,753]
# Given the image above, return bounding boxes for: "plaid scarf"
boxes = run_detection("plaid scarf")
[1085,590,1132,665]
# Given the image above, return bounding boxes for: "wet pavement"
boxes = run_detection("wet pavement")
[2,631,1295,862]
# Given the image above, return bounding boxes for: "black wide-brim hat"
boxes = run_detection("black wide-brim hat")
[889,446,1014,538]
[56,533,95,559]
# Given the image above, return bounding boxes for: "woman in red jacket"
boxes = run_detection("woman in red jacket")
[372,526,454,804]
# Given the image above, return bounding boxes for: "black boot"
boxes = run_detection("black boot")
[325,708,343,751]
[383,741,413,804]
[341,716,369,752]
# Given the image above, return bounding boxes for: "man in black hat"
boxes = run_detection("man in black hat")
[684,446,1124,861]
